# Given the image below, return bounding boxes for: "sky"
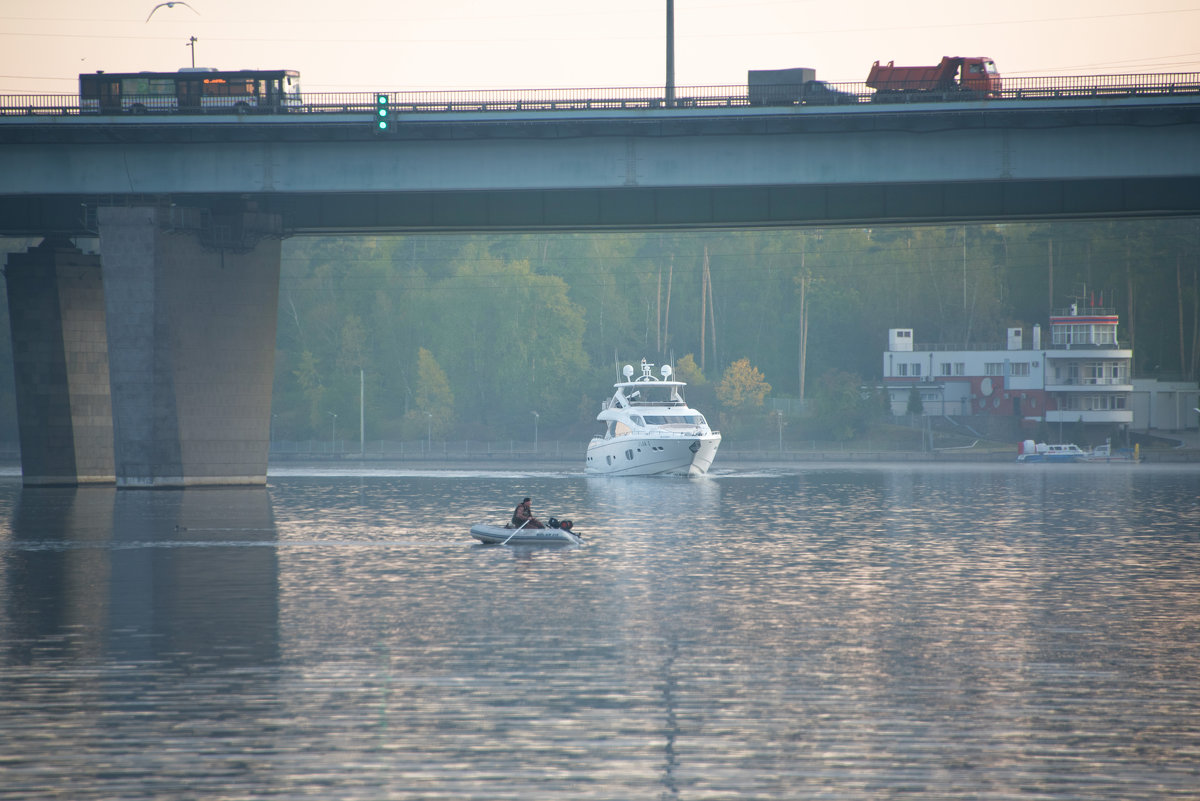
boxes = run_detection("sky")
[1,0,1198,95]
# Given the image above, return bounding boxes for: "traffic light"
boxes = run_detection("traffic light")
[374,93,389,133]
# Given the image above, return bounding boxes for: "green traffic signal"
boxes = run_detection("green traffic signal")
[374,93,390,133]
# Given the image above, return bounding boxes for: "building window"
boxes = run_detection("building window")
[896,364,908,376]
[1052,322,1118,346]
[1010,362,1030,377]
[912,364,921,377]
[953,362,965,376]
[984,363,1004,376]
[939,362,951,376]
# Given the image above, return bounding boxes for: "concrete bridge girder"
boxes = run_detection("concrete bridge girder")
[2,100,1200,237]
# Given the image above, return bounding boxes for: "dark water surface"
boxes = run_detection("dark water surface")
[1,464,1198,799]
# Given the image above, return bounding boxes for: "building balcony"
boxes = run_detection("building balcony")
[1046,380,1133,392]
[1046,409,1133,424]
[1044,348,1131,360]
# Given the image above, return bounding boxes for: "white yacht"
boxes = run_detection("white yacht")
[585,360,721,476]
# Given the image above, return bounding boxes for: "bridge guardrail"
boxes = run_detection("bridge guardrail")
[3,73,1200,117]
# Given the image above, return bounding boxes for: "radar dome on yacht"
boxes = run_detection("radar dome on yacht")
[623,364,635,378]
[661,365,672,378]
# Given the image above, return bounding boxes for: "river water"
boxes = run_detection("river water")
[1,463,1198,800]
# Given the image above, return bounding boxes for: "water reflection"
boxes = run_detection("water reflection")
[3,486,115,664]
[3,487,278,666]
[0,467,1197,799]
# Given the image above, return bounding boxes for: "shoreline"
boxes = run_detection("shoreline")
[0,447,1195,481]
[265,447,1200,471]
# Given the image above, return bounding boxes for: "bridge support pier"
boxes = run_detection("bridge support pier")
[4,239,115,485]
[98,205,282,487]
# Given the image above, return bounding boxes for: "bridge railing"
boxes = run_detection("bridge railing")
[3,73,1200,117]
[300,85,762,114]
[0,94,81,116]
[1006,71,1200,100]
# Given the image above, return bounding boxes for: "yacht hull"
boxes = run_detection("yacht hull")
[585,434,721,476]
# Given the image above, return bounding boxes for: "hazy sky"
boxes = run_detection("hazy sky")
[2,0,1198,95]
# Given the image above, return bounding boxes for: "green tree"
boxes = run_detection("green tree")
[674,353,706,385]
[424,251,588,435]
[812,368,870,441]
[906,386,924,416]
[293,349,326,430]
[403,347,454,439]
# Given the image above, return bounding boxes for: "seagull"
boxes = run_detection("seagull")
[146,1,199,22]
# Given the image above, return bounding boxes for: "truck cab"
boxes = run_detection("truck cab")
[961,58,1001,95]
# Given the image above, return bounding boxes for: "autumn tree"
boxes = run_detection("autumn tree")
[716,358,771,411]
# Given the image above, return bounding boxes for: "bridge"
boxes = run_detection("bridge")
[2,82,1199,487]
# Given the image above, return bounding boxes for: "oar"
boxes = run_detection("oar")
[500,518,529,545]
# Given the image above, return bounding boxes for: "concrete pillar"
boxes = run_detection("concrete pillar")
[98,206,281,487]
[4,239,115,485]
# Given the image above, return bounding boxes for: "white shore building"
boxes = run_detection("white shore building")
[883,305,1135,433]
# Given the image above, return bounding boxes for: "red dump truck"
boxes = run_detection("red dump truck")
[866,56,1000,99]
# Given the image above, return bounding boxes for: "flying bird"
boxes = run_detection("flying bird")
[146,2,199,22]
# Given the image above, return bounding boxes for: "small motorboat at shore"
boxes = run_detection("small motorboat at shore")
[469,519,583,546]
[1017,439,1140,463]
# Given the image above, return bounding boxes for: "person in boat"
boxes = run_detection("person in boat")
[511,497,545,529]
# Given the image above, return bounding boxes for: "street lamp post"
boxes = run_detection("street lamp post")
[327,411,337,454]
[532,411,539,454]
[775,409,784,452]
[426,412,433,453]
[665,0,675,108]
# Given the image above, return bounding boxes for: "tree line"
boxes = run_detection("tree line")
[270,219,1199,444]
[0,219,1195,444]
